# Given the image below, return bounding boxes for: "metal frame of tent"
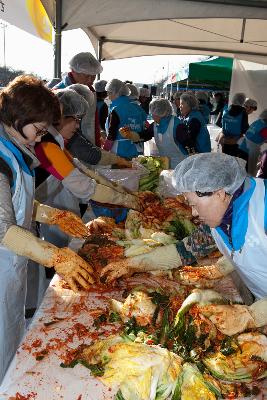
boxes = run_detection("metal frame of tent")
[42,0,267,78]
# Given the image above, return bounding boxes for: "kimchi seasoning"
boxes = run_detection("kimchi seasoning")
[9,392,37,400]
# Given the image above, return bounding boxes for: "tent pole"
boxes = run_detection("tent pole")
[97,36,104,80]
[54,0,62,79]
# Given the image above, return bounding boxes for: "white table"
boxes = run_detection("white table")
[1,275,266,400]
[0,276,121,399]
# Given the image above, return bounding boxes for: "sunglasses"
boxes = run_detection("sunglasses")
[33,124,48,138]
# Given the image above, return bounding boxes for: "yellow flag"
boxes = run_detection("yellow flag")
[0,0,52,43]
[26,0,52,42]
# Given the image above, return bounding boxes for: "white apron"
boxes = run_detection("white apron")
[0,138,34,383]
[154,116,187,169]
[212,178,267,299]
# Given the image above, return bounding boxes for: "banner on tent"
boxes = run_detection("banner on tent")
[0,0,52,42]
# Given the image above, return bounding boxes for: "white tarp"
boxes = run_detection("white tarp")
[41,0,267,62]
[1,0,52,42]
[230,58,267,123]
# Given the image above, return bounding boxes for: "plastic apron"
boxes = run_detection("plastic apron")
[154,116,187,169]
[34,131,82,305]
[212,178,267,299]
[0,138,34,383]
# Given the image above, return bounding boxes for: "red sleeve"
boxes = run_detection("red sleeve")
[260,127,267,140]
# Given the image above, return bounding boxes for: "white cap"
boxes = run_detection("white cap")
[244,98,257,109]
[172,153,247,195]
[105,79,130,97]
[69,52,103,75]
[94,80,108,92]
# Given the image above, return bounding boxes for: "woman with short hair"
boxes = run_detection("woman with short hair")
[0,76,94,382]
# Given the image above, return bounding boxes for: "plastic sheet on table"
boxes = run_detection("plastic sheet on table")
[157,169,178,198]
[94,167,147,192]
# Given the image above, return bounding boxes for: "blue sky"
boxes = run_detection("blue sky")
[0,20,206,84]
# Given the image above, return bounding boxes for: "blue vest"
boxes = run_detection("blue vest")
[96,99,105,114]
[222,108,243,137]
[108,96,147,158]
[53,74,73,90]
[184,110,211,152]
[199,103,210,124]
[239,119,267,153]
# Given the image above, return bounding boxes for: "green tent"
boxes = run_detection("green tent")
[187,57,233,89]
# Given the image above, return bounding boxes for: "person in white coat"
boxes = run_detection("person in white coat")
[53,52,103,146]
[0,76,94,383]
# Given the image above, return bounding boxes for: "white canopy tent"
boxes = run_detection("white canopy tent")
[41,0,267,77]
[230,58,267,123]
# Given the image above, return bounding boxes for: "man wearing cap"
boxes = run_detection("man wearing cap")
[54,52,103,146]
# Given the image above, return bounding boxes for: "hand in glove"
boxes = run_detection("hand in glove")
[52,247,94,292]
[113,157,132,168]
[99,150,132,168]
[33,201,89,238]
[91,184,141,211]
[86,216,116,235]
[119,127,141,142]
[100,244,182,283]
[176,256,234,287]
[2,225,94,292]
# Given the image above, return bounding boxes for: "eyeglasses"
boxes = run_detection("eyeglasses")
[66,116,82,123]
[33,124,48,137]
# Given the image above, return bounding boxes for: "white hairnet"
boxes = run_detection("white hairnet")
[259,108,267,121]
[172,153,247,195]
[69,52,103,75]
[244,98,257,109]
[68,83,95,108]
[196,91,208,103]
[139,87,150,97]
[180,93,199,110]
[94,79,107,92]
[149,99,173,118]
[173,91,182,100]
[231,92,246,106]
[55,89,88,117]
[105,79,130,97]
[126,83,139,99]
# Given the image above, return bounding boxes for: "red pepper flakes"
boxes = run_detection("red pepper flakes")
[9,392,37,400]
[31,339,42,348]
[72,323,90,340]
[71,300,89,314]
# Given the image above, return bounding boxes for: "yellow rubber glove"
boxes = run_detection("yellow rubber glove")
[100,151,132,168]
[33,201,89,239]
[100,244,182,284]
[119,127,141,142]
[91,184,141,210]
[2,225,94,292]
